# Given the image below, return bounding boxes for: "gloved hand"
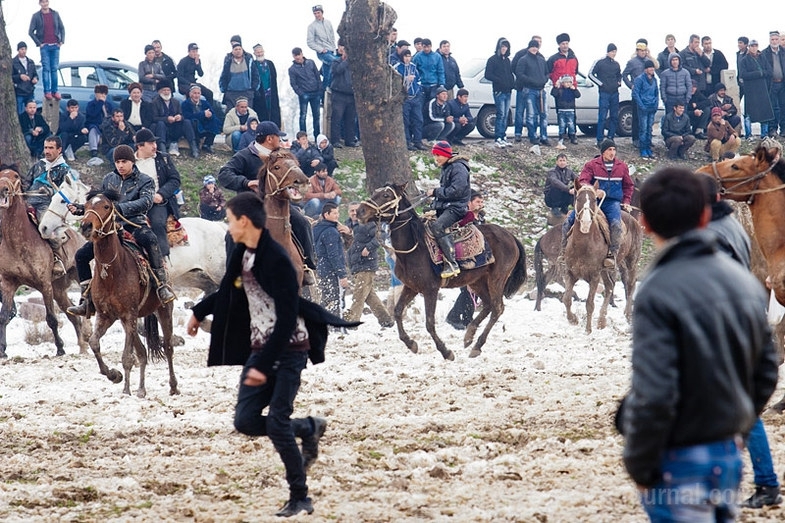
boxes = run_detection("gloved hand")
[621,203,632,213]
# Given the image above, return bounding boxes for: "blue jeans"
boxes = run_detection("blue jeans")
[316,51,340,89]
[230,130,243,152]
[16,95,30,116]
[638,108,656,151]
[558,110,576,138]
[298,91,321,138]
[597,91,619,142]
[40,44,60,95]
[493,91,511,140]
[234,349,311,500]
[402,92,424,143]
[564,199,620,232]
[640,438,742,523]
[514,89,527,137]
[747,418,779,487]
[303,196,341,219]
[524,88,548,143]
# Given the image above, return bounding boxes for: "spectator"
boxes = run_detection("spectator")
[151,79,198,158]
[386,28,398,65]
[687,80,711,139]
[707,83,741,131]
[739,40,774,139]
[289,47,322,140]
[389,39,410,67]
[316,134,338,177]
[546,32,579,85]
[514,39,550,146]
[330,40,358,148]
[220,37,259,110]
[291,131,324,178]
[223,97,258,153]
[85,84,114,162]
[623,39,656,147]
[138,44,166,102]
[589,43,621,146]
[176,43,214,105]
[761,31,785,137]
[412,38,445,108]
[237,117,259,151]
[151,40,177,85]
[344,202,394,328]
[661,102,696,160]
[621,167,778,521]
[656,34,678,76]
[484,37,515,148]
[121,82,155,133]
[551,75,580,149]
[423,86,455,142]
[199,175,226,222]
[659,53,692,111]
[413,37,424,54]
[11,41,38,115]
[544,152,577,220]
[439,40,463,99]
[395,48,425,151]
[306,4,339,93]
[680,34,711,95]
[19,99,50,159]
[701,36,728,96]
[57,99,88,161]
[446,88,475,146]
[736,36,753,138]
[312,202,350,316]
[251,44,281,127]
[182,84,221,155]
[705,107,739,161]
[632,60,659,158]
[99,108,134,163]
[303,162,342,219]
[28,0,64,101]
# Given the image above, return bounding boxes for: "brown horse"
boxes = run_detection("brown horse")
[358,184,527,359]
[562,183,642,333]
[0,166,90,358]
[80,190,178,397]
[258,149,309,286]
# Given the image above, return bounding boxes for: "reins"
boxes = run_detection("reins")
[710,160,784,204]
[364,187,431,254]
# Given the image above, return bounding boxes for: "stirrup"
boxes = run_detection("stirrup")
[302,267,317,286]
[52,255,67,278]
[603,254,616,269]
[157,284,176,304]
[440,262,460,279]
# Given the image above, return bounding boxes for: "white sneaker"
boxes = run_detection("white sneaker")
[495,138,506,148]
[168,143,180,156]
[64,145,75,162]
[86,156,104,167]
[500,138,511,147]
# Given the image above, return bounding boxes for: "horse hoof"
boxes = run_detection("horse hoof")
[444,350,455,361]
[55,347,66,357]
[468,349,482,358]
[136,390,146,399]
[568,317,579,326]
[408,342,418,354]
[108,370,123,384]
[172,335,185,347]
[170,387,181,396]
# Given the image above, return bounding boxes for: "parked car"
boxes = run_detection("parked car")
[34,59,139,114]
[461,59,664,139]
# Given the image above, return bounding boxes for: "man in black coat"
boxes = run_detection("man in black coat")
[12,41,38,115]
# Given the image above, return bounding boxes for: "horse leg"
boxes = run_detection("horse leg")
[464,306,489,348]
[394,286,420,354]
[0,283,17,359]
[468,301,504,358]
[585,279,599,334]
[158,304,179,395]
[89,314,123,384]
[122,318,146,398]
[52,279,91,354]
[422,291,454,361]
[597,273,614,330]
[562,275,579,325]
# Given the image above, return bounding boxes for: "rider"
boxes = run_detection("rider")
[426,141,471,278]
[561,138,634,269]
[66,145,176,316]
[25,135,78,277]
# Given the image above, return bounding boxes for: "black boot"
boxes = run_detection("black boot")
[67,280,92,316]
[436,234,460,279]
[557,220,570,264]
[154,268,176,304]
[190,141,200,159]
[604,221,623,269]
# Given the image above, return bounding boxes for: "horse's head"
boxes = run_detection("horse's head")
[39,173,89,241]
[357,184,411,224]
[261,149,309,203]
[80,191,118,241]
[0,166,22,209]
[574,182,599,234]
[696,144,783,202]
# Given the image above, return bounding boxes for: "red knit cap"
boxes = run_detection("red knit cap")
[431,141,452,158]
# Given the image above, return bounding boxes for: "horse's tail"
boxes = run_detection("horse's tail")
[533,237,546,311]
[143,314,164,362]
[504,237,528,299]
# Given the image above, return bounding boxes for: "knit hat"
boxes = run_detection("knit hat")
[711,107,723,117]
[230,35,242,46]
[113,145,136,163]
[435,86,448,95]
[157,79,173,91]
[17,41,27,50]
[715,83,727,92]
[134,128,158,144]
[431,141,453,158]
[556,33,570,44]
[203,175,216,186]
[528,39,540,49]
[600,139,616,153]
[643,59,655,69]
[607,43,617,53]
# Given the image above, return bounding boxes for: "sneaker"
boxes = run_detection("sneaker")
[555,142,567,150]
[332,142,343,149]
[86,157,104,167]
[168,143,180,156]
[500,138,511,147]
[514,135,523,143]
[742,485,782,508]
[540,138,551,147]
[64,146,75,162]
[495,138,506,148]
[570,136,578,144]
[275,497,314,517]
[414,142,427,151]
[301,416,327,471]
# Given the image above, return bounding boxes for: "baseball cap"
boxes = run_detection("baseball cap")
[188,43,199,51]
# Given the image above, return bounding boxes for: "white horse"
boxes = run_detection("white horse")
[38,171,89,244]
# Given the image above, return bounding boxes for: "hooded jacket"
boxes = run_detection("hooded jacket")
[515,49,549,90]
[433,155,471,214]
[659,52,692,106]
[412,48,445,87]
[547,48,579,85]
[485,38,515,93]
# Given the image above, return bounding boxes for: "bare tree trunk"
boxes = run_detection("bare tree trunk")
[0,1,33,171]
[339,0,411,193]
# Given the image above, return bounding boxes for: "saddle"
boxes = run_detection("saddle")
[166,215,189,247]
[109,230,152,289]
[423,220,495,271]
[566,209,628,247]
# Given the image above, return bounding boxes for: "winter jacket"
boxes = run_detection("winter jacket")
[707,93,739,118]
[679,46,711,93]
[313,219,348,279]
[154,53,177,83]
[120,99,155,131]
[28,8,65,46]
[550,85,581,111]
[395,61,422,98]
[661,110,692,139]
[176,55,205,95]
[304,174,342,204]
[138,59,166,94]
[307,18,336,54]
[622,229,778,487]
[330,56,353,95]
[220,51,259,94]
[589,56,621,94]
[544,165,577,198]
[578,155,633,204]
[316,134,338,174]
[346,221,381,274]
[222,108,258,136]
[412,49,445,87]
[182,97,222,135]
[425,98,451,125]
[515,50,549,90]
[659,53,692,106]
[27,157,74,210]
[11,55,38,98]
[292,142,324,177]
[19,111,50,143]
[485,38,515,94]
[149,151,182,219]
[58,112,86,138]
[622,55,648,89]
[739,52,774,122]
[216,144,264,192]
[705,119,737,152]
[446,98,474,124]
[632,73,659,111]
[85,98,114,131]
[151,96,185,126]
[441,52,463,90]
[433,155,471,215]
[761,46,785,83]
[704,49,729,93]
[288,58,322,96]
[99,119,134,156]
[656,47,678,75]
[547,49,579,85]
[100,166,154,226]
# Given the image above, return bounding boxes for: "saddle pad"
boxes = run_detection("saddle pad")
[166,215,189,247]
[424,223,495,271]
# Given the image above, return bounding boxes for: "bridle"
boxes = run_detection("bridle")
[0,176,24,205]
[574,186,605,233]
[83,201,119,238]
[264,160,301,199]
[362,186,430,254]
[708,158,784,204]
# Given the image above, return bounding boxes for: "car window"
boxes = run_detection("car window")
[59,65,97,89]
[103,66,139,91]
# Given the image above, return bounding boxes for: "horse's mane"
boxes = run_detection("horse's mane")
[773,157,785,183]
[0,164,20,174]
[86,188,121,202]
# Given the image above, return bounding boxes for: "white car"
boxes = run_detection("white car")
[461,58,663,139]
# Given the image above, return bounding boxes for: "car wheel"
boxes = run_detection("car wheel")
[476,105,497,139]
[617,104,633,137]
[578,124,597,136]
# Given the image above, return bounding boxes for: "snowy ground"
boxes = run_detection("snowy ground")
[1,282,783,522]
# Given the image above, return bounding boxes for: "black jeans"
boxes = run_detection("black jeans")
[225,207,314,270]
[148,203,170,257]
[75,224,163,281]
[234,349,310,500]
[446,286,474,327]
[330,91,357,145]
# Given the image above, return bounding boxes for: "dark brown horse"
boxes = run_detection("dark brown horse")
[0,166,90,358]
[80,190,178,397]
[358,184,527,359]
[258,149,309,286]
[562,183,642,333]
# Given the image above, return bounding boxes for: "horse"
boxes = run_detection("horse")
[79,190,178,397]
[258,149,310,287]
[562,182,642,333]
[0,166,91,358]
[37,170,89,243]
[357,184,527,359]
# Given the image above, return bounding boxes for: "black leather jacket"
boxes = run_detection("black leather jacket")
[622,229,779,487]
[101,167,155,227]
